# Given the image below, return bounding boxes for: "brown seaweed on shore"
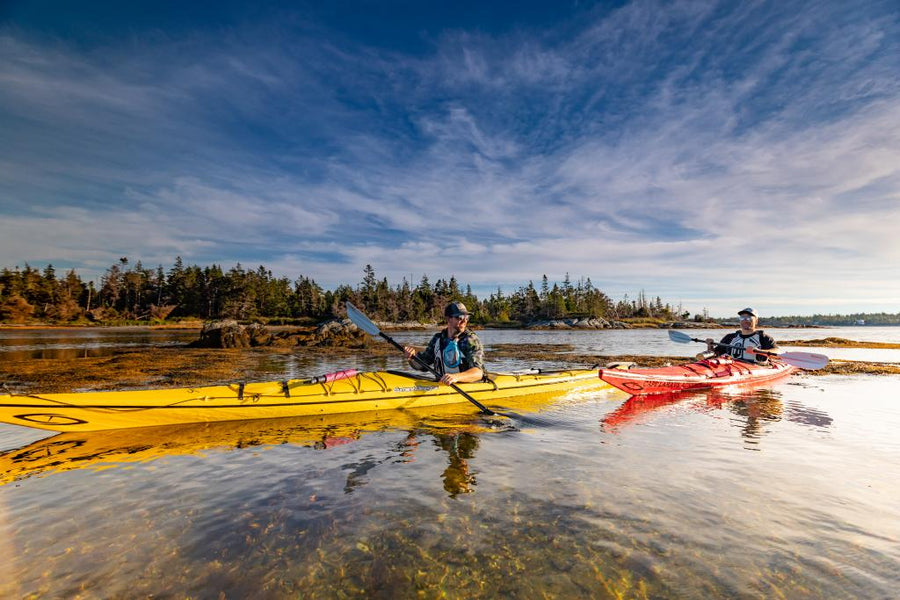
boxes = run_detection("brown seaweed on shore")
[1,348,264,393]
[820,360,900,375]
[0,344,399,394]
[782,337,900,349]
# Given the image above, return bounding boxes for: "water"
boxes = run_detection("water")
[1,328,899,598]
[0,327,198,360]
[4,325,900,362]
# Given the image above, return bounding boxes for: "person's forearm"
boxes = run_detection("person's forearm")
[454,367,484,383]
[439,367,483,385]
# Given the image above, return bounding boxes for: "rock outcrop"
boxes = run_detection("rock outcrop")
[526,317,620,330]
[190,318,368,349]
[190,320,252,348]
[286,318,368,348]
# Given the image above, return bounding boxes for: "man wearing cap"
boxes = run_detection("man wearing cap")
[705,307,780,363]
[403,301,485,385]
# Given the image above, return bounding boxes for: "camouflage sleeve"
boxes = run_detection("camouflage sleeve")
[462,333,485,371]
[413,333,440,371]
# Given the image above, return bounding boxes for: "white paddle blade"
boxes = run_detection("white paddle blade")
[345,302,381,337]
[667,330,694,344]
[744,347,830,370]
[778,351,829,370]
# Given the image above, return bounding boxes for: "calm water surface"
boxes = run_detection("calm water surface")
[3,325,899,363]
[1,329,899,598]
[0,327,198,360]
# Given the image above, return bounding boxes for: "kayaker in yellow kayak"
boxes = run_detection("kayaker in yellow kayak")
[705,307,780,363]
[404,301,485,385]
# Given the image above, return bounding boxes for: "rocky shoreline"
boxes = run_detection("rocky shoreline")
[524,317,626,329]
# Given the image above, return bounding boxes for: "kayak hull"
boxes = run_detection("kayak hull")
[0,369,607,432]
[0,403,503,485]
[598,357,796,396]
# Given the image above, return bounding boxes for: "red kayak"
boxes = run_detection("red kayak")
[598,356,796,395]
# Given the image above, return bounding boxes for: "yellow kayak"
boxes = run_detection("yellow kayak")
[0,369,608,432]
[0,403,496,485]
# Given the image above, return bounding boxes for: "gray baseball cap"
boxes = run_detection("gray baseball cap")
[444,301,470,317]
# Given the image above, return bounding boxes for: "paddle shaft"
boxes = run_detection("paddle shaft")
[678,333,830,369]
[377,331,496,415]
[685,335,781,357]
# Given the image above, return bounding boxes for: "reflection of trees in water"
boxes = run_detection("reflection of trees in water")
[434,433,479,498]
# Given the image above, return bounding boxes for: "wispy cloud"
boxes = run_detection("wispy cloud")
[1,0,898,315]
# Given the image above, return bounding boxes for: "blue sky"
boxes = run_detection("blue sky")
[1,0,898,317]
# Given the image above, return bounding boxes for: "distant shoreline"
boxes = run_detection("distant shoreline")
[0,321,887,333]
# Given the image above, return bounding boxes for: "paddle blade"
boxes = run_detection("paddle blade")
[778,351,829,370]
[667,330,695,344]
[345,302,381,337]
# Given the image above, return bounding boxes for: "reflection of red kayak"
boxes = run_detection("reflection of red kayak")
[601,394,690,429]
[598,356,796,395]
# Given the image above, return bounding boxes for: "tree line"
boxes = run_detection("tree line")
[764,313,900,327]
[1,258,691,325]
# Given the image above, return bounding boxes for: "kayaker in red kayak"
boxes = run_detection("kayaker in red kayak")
[403,301,485,385]
[704,307,780,363]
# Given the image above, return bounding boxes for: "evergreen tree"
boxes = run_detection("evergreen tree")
[0,258,709,325]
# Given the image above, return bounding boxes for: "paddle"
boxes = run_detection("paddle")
[345,302,496,415]
[667,330,829,370]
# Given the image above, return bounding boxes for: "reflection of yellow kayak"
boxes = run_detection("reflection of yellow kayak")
[0,369,607,432]
[0,388,596,485]
[0,404,477,485]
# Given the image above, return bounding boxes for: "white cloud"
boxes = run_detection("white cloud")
[1,1,899,315]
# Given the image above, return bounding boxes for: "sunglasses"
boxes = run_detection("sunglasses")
[738,315,754,321]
